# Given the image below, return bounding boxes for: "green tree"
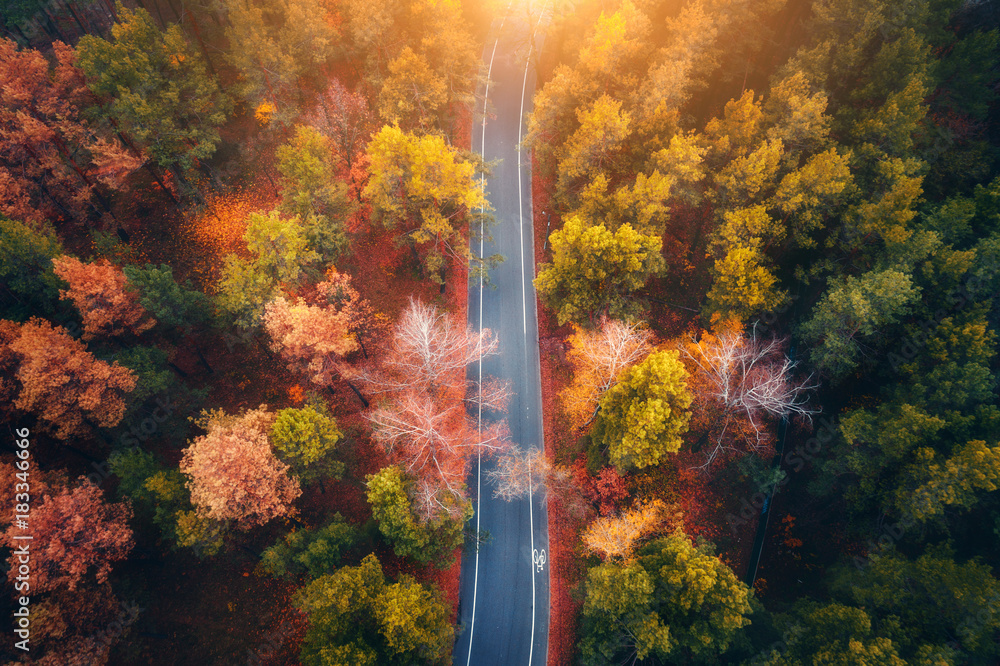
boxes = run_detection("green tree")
[269,404,344,483]
[363,124,492,283]
[933,29,1000,122]
[221,0,338,115]
[800,269,920,381]
[76,4,229,184]
[0,216,63,320]
[756,601,908,666]
[111,345,175,408]
[366,466,469,567]
[593,350,692,470]
[294,553,453,665]
[260,514,356,580]
[174,508,228,558]
[534,215,663,326]
[581,531,753,664]
[122,263,213,333]
[276,125,352,262]
[828,545,1000,663]
[818,309,1000,523]
[108,449,199,548]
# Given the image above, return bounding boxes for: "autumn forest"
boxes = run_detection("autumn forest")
[1,0,1000,664]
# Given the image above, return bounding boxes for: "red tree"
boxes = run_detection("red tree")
[0,39,138,227]
[313,268,391,359]
[52,256,155,339]
[3,482,133,593]
[305,80,373,185]
[2,318,136,439]
[180,407,302,528]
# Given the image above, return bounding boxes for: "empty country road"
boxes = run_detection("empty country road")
[454,7,549,666]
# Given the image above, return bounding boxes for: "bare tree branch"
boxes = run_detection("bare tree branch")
[680,323,819,469]
[563,317,654,428]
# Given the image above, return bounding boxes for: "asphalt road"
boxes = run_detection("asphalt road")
[453,11,549,666]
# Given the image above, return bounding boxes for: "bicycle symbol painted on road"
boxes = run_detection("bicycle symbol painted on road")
[532,548,546,572]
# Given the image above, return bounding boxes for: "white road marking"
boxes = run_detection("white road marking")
[467,5,550,664]
[518,53,529,340]
[518,40,537,666]
[465,11,505,663]
[532,549,546,572]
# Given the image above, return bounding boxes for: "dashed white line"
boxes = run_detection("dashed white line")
[465,7,507,664]
[467,5,549,664]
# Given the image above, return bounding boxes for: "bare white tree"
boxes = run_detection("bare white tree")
[465,376,514,413]
[680,323,818,468]
[367,391,510,520]
[487,446,550,501]
[486,446,591,518]
[563,317,654,427]
[361,297,499,397]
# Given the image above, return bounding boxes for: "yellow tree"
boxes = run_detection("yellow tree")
[378,47,448,130]
[593,350,693,470]
[580,530,753,663]
[770,147,854,248]
[557,94,632,198]
[364,125,492,284]
[582,500,675,561]
[705,244,786,321]
[896,440,1000,522]
[535,215,663,326]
